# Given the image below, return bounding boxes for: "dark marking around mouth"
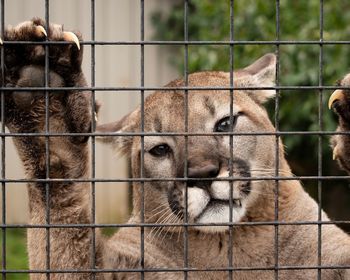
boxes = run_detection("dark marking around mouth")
[167,186,184,218]
[229,158,251,196]
[219,239,223,252]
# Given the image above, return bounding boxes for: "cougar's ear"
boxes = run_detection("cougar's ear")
[241,53,276,104]
[96,108,140,155]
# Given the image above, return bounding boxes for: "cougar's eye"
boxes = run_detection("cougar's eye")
[149,144,171,157]
[214,116,238,132]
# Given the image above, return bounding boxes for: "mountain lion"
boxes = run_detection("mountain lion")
[2,19,350,280]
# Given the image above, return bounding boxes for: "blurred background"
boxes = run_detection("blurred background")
[1,0,350,278]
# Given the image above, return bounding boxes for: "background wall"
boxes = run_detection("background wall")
[1,0,177,223]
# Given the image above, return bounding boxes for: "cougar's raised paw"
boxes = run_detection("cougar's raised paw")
[329,74,350,125]
[329,89,349,119]
[1,18,91,139]
[3,18,83,77]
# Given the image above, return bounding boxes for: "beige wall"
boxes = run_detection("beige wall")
[1,0,176,223]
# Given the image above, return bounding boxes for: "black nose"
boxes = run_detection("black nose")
[188,164,219,178]
[187,164,219,188]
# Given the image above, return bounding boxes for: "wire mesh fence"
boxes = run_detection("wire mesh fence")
[0,0,350,279]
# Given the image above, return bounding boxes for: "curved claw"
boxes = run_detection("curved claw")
[0,38,2,45]
[94,111,98,122]
[328,89,345,110]
[333,145,340,160]
[35,25,47,37]
[63,31,80,50]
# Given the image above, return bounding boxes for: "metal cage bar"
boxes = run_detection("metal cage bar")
[183,0,189,279]
[0,0,5,279]
[140,0,145,279]
[274,1,281,279]
[228,0,234,278]
[44,1,51,279]
[317,1,324,280]
[90,0,97,279]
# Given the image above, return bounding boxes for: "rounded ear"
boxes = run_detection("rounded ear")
[240,53,277,104]
[96,108,140,155]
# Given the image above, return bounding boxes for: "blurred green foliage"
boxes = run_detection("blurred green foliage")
[151,0,350,229]
[0,229,29,280]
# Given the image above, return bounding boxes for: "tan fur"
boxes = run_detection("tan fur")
[3,19,350,279]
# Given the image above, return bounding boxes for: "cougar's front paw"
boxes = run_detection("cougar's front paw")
[2,18,93,143]
[3,17,82,76]
[329,73,350,170]
[329,73,350,125]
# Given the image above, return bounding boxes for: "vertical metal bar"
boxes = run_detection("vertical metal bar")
[183,0,189,279]
[317,1,324,279]
[140,0,145,279]
[274,1,280,279]
[90,0,96,279]
[228,0,234,279]
[0,0,5,279]
[44,1,51,279]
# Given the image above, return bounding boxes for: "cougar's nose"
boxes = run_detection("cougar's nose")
[187,162,219,188]
[188,164,219,178]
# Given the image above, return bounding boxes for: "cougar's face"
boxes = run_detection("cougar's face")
[136,75,276,233]
[99,54,277,233]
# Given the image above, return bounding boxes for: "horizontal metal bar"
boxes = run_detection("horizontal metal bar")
[2,220,350,229]
[2,175,350,184]
[1,131,350,137]
[0,85,347,91]
[3,40,350,46]
[0,264,349,274]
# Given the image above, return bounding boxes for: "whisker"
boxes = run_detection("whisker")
[160,213,179,245]
[147,207,171,244]
[147,201,169,217]
[154,210,174,245]
[148,201,169,213]
[146,202,169,220]
[168,209,182,241]
[151,207,175,244]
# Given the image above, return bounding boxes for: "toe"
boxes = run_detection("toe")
[329,89,345,110]
[62,31,80,50]
[34,25,47,38]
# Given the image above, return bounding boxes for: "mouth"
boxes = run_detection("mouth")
[167,158,251,228]
[193,197,244,224]
[167,181,247,221]
[166,182,248,232]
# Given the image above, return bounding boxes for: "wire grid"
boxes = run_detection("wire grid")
[0,0,349,279]
[0,1,4,279]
